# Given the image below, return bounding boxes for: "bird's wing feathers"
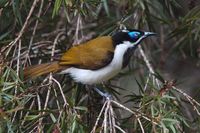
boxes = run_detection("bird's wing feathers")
[59,36,114,70]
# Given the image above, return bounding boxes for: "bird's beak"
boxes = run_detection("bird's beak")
[144,32,157,37]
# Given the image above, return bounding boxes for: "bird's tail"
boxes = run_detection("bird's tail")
[24,61,64,79]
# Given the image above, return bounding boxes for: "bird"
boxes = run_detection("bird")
[24,29,156,85]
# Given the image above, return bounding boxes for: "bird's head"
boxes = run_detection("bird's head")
[112,29,156,47]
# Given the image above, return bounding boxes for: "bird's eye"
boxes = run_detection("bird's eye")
[128,31,141,39]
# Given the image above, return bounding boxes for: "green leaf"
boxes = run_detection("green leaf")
[74,106,88,111]
[0,0,8,7]
[52,0,63,18]
[0,28,12,41]
[102,0,110,16]
[12,0,23,26]
[25,115,39,121]
[162,118,179,126]
[50,113,57,123]
[169,124,176,133]
[135,78,144,94]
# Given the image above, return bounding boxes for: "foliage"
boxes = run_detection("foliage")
[0,0,200,132]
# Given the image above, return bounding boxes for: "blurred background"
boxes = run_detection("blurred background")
[0,0,200,132]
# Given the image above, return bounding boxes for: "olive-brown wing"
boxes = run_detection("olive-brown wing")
[59,36,114,70]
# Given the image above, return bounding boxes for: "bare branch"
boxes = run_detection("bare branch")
[3,0,39,56]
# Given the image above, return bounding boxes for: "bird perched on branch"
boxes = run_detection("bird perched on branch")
[24,29,156,85]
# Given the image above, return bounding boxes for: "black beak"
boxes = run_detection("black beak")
[144,32,157,37]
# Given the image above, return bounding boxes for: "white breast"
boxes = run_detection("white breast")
[60,41,133,85]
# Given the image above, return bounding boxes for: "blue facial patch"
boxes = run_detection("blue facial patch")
[128,31,140,39]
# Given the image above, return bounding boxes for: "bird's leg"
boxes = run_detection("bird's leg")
[93,86,112,100]
[86,85,112,100]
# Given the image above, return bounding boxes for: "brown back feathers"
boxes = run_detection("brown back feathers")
[60,36,114,70]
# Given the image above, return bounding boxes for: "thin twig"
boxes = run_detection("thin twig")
[91,101,108,133]
[103,100,110,133]
[138,45,160,88]
[137,118,145,133]
[11,44,19,123]
[110,104,116,133]
[92,98,158,133]
[37,92,42,132]
[3,0,39,56]
[53,88,61,110]
[173,87,200,107]
[52,78,69,106]
[24,0,44,66]
[111,100,158,125]
[114,125,126,133]
[143,73,151,92]
[108,108,112,133]
[21,100,35,126]
[16,39,21,77]
[173,86,200,115]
